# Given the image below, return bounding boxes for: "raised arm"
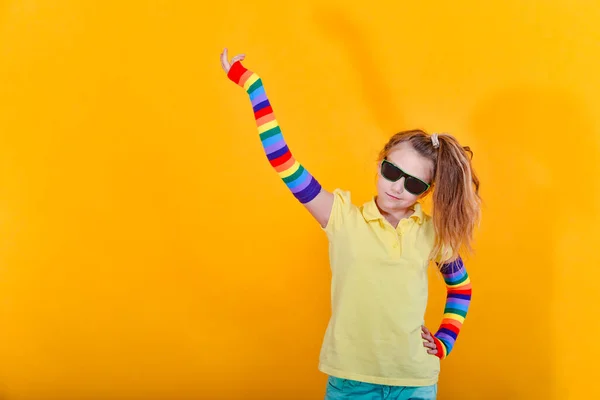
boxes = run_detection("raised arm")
[220,49,333,228]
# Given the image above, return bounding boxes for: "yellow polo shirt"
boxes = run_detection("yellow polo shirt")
[318,189,440,386]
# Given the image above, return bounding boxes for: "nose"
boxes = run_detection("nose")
[390,177,405,194]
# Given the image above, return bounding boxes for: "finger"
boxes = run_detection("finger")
[220,54,228,72]
[231,54,245,64]
[423,341,436,349]
[220,48,230,72]
[422,325,430,334]
[427,349,438,355]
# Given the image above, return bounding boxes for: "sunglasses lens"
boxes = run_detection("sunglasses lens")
[405,177,428,195]
[381,161,402,181]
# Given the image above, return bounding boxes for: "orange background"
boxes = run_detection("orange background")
[1,0,599,399]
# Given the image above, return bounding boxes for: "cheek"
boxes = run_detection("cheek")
[376,175,388,192]
[404,193,420,204]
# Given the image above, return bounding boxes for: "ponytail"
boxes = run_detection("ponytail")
[431,134,481,264]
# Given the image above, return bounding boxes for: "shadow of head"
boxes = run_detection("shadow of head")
[470,85,597,218]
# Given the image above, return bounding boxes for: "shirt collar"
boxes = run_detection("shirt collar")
[362,196,424,225]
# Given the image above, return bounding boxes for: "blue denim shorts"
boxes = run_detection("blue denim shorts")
[325,376,437,400]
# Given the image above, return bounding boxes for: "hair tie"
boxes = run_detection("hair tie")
[431,133,440,149]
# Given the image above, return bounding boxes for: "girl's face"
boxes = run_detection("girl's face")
[376,142,434,214]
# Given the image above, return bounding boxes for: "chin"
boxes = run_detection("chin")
[379,195,399,209]
[388,195,415,210]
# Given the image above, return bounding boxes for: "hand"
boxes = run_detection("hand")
[220,48,245,74]
[421,325,438,356]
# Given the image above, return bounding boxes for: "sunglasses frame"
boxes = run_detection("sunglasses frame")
[380,158,431,195]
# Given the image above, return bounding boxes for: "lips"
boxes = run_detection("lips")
[386,192,401,201]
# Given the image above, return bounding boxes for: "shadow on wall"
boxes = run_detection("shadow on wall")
[462,87,597,400]
[312,7,405,135]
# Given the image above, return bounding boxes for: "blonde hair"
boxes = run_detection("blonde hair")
[378,129,481,264]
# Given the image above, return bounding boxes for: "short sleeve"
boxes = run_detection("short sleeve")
[322,188,355,236]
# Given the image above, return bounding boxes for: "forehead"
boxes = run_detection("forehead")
[386,142,434,182]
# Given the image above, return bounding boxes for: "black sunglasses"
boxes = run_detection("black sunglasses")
[380,159,431,195]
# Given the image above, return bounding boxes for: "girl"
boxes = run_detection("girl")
[220,49,479,400]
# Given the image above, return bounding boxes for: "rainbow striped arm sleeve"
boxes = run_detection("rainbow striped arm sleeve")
[432,257,472,359]
[227,61,322,204]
